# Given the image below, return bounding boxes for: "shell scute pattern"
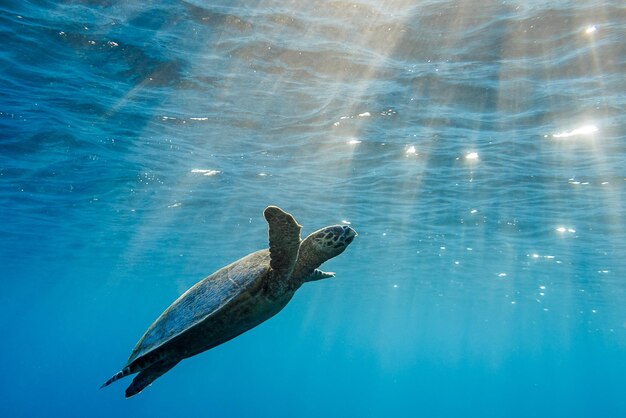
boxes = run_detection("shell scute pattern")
[127,250,270,364]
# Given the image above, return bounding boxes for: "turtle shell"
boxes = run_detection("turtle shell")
[126,249,271,365]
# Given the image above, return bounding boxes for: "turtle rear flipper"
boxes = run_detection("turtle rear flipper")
[100,366,132,389]
[263,206,301,279]
[125,361,179,398]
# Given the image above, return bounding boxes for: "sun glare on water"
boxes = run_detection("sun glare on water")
[552,124,598,138]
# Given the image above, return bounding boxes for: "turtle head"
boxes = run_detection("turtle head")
[309,225,357,257]
[291,225,357,282]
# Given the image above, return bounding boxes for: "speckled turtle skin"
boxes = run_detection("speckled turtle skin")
[101,206,356,397]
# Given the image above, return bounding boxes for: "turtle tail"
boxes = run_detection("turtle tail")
[100,366,132,389]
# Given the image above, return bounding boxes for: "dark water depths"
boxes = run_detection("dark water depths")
[1,1,625,416]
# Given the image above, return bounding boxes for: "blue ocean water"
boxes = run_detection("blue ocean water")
[1,0,625,416]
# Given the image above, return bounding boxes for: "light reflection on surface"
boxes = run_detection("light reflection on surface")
[190,168,221,176]
[552,124,598,138]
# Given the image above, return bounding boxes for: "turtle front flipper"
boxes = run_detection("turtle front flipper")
[305,269,336,282]
[263,206,302,279]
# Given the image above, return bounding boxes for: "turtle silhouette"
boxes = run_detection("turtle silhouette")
[101,206,357,397]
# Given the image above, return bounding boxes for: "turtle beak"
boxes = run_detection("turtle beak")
[341,225,357,244]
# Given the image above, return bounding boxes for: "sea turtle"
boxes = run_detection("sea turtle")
[101,205,357,397]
